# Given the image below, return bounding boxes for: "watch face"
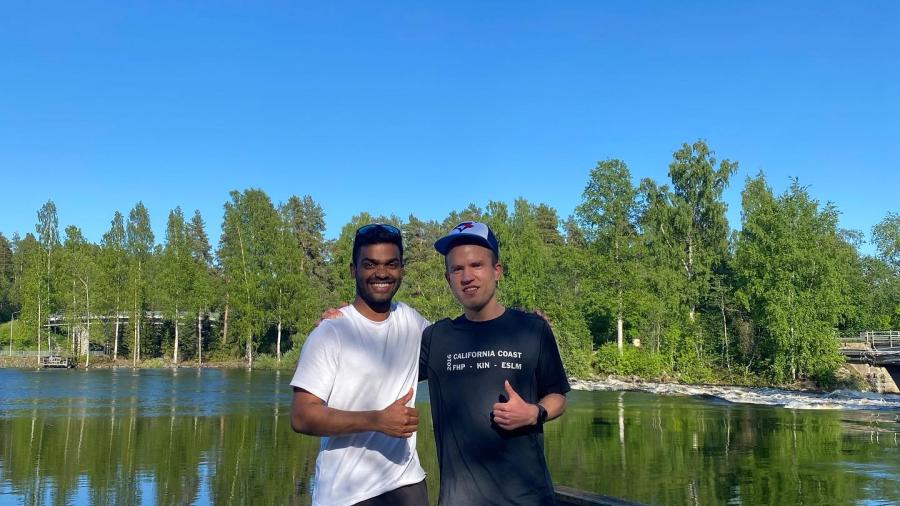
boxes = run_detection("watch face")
[537,404,548,424]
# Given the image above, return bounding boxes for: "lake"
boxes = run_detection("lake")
[1,368,899,505]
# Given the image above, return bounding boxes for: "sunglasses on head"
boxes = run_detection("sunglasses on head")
[355,223,401,237]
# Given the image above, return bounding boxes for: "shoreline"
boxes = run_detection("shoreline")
[0,356,873,395]
[0,356,289,370]
[4,360,898,410]
[0,356,868,394]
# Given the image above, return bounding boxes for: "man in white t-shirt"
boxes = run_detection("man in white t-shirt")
[290,223,429,506]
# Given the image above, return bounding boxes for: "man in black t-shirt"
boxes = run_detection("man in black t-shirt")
[420,221,570,505]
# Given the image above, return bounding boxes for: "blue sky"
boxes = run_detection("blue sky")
[2,1,898,254]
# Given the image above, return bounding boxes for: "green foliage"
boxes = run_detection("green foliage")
[218,189,282,364]
[0,319,30,348]
[395,215,457,322]
[0,233,14,322]
[576,159,642,351]
[1,141,894,389]
[593,343,665,378]
[251,352,297,370]
[140,357,169,368]
[873,212,900,268]
[734,176,849,383]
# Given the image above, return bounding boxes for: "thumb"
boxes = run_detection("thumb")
[504,380,521,401]
[397,387,414,405]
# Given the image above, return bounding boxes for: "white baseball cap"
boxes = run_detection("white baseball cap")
[434,221,500,257]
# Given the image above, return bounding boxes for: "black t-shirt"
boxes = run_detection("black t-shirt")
[420,308,571,506]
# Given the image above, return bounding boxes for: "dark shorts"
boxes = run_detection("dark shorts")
[353,480,429,506]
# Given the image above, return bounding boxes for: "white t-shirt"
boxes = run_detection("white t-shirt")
[290,302,430,506]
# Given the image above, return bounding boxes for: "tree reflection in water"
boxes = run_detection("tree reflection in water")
[1,370,899,505]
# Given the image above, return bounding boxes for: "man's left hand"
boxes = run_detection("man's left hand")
[315,304,348,326]
[491,380,539,431]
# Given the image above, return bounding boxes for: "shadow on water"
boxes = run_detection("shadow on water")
[1,370,899,505]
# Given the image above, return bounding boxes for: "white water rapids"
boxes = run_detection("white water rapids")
[571,378,900,411]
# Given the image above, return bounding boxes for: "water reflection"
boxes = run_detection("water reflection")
[0,370,899,505]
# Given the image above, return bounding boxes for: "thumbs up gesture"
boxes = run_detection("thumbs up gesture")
[492,380,539,431]
[375,388,419,438]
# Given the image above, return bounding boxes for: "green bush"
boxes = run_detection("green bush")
[252,352,297,370]
[281,347,301,367]
[621,346,665,377]
[677,364,715,384]
[593,343,622,375]
[593,343,665,378]
[141,357,169,368]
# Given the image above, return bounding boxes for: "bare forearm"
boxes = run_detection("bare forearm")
[291,403,379,436]
[291,388,418,438]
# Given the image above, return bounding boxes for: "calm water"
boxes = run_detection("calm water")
[1,369,899,505]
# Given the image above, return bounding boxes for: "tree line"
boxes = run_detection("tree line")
[1,140,898,385]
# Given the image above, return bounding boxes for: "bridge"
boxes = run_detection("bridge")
[840,331,900,393]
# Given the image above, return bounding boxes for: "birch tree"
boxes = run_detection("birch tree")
[126,203,154,364]
[36,201,60,354]
[576,159,641,352]
[734,176,846,383]
[161,208,191,364]
[100,212,128,359]
[218,189,280,367]
[187,210,214,365]
[667,140,737,323]
[63,226,98,364]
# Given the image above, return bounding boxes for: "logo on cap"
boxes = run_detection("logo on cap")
[454,222,475,233]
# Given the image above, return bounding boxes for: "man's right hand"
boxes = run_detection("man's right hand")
[375,388,418,438]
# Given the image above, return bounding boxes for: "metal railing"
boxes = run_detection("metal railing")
[840,331,899,349]
[860,331,900,350]
[5,350,106,358]
[6,350,56,358]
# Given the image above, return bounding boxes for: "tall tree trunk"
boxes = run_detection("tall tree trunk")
[222,299,229,346]
[687,236,696,322]
[197,311,202,366]
[135,260,142,364]
[72,280,77,353]
[133,299,137,366]
[85,285,90,368]
[276,318,282,363]
[246,329,253,369]
[616,289,624,354]
[113,300,120,360]
[173,306,179,364]
[617,315,624,353]
[37,297,42,366]
[721,292,728,370]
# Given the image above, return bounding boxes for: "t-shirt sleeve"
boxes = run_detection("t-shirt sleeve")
[419,324,433,382]
[536,320,571,398]
[290,323,340,402]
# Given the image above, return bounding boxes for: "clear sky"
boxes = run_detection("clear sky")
[2,1,898,254]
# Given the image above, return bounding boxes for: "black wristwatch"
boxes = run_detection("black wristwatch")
[535,403,548,426]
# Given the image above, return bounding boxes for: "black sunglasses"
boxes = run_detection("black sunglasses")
[355,223,401,237]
